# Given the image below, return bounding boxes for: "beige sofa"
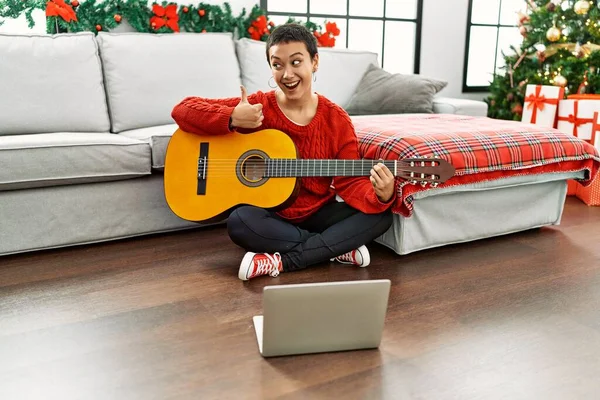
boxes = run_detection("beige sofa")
[0,31,488,256]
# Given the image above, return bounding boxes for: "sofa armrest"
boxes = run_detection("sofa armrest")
[433,97,488,117]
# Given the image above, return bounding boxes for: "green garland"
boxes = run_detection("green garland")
[0,0,44,28]
[0,0,330,41]
[486,0,600,121]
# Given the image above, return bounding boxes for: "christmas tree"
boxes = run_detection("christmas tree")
[486,0,600,120]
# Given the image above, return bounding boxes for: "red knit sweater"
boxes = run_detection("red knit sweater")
[171,90,395,222]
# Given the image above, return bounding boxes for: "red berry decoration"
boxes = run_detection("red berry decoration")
[71,0,79,6]
[511,103,523,115]
[183,6,189,13]
[519,26,527,36]
[202,29,206,33]
[96,24,102,31]
[114,14,122,23]
[198,9,205,17]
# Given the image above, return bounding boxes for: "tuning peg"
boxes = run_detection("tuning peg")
[411,180,418,185]
[431,182,439,188]
[420,181,427,187]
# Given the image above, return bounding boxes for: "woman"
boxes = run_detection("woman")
[171,23,395,281]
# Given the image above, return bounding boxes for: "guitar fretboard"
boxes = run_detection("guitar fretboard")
[264,159,397,178]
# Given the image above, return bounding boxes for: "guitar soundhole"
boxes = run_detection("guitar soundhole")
[237,150,269,188]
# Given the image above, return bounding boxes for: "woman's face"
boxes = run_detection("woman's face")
[268,41,319,102]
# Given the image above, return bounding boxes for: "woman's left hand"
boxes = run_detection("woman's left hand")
[370,162,395,203]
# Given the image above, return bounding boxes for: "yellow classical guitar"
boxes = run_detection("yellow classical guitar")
[164,128,455,223]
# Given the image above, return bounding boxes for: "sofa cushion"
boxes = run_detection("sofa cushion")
[0,133,151,191]
[119,124,178,170]
[96,32,242,133]
[433,97,489,117]
[235,38,378,108]
[315,47,379,108]
[0,32,111,136]
[235,38,272,95]
[346,64,448,115]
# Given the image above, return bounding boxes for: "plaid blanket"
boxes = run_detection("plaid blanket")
[353,114,600,217]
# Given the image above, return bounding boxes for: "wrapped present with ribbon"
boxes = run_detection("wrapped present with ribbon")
[567,179,578,196]
[521,84,564,127]
[567,111,600,197]
[557,96,600,147]
[576,176,600,205]
[575,140,600,205]
[561,101,600,197]
[591,111,600,149]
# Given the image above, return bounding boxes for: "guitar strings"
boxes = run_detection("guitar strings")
[174,169,439,180]
[182,161,437,172]
[178,160,438,166]
[177,159,440,180]
[184,160,403,164]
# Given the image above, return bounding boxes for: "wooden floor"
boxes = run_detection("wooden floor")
[1,197,599,400]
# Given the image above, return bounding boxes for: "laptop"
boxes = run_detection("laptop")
[252,279,391,357]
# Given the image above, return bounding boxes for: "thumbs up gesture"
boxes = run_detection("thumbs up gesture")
[230,86,264,129]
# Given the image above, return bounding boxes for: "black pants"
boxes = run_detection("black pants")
[227,201,393,272]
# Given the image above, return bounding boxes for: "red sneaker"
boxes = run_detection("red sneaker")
[330,245,370,267]
[238,252,283,281]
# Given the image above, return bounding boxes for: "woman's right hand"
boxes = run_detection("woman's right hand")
[230,86,264,129]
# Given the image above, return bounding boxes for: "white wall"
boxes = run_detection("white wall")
[0,9,47,34]
[0,0,486,100]
[420,0,487,101]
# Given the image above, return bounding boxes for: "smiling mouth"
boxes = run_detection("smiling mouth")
[283,81,300,89]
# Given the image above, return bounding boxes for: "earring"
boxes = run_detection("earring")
[313,73,317,83]
[268,76,277,88]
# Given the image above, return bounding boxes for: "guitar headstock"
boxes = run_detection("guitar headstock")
[397,156,455,187]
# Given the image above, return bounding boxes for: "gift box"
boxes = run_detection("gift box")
[521,84,564,127]
[592,111,600,150]
[570,109,600,205]
[556,96,600,149]
[576,171,600,206]
[567,179,578,195]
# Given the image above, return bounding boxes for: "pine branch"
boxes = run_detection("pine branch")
[0,0,45,27]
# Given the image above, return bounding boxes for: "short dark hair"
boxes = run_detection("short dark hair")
[265,23,318,64]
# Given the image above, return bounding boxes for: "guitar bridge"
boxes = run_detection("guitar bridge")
[197,142,208,195]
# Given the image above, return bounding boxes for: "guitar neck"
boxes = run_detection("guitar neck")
[264,159,397,178]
